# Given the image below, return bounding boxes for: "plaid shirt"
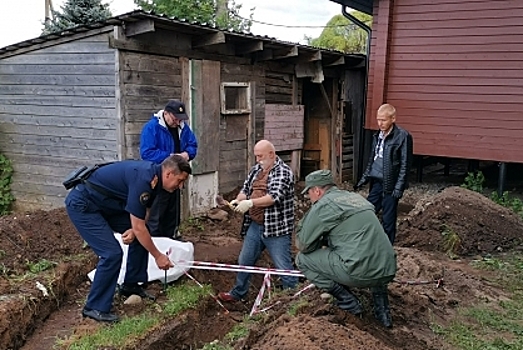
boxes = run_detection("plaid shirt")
[240,156,295,237]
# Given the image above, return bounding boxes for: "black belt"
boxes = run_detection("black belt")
[83,180,122,201]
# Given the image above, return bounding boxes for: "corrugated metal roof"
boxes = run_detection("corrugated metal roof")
[0,10,365,61]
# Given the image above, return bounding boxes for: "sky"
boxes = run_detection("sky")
[0,0,344,48]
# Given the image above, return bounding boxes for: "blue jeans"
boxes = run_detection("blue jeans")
[230,222,298,300]
[367,180,399,244]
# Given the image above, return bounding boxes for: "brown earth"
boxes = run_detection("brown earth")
[0,185,522,350]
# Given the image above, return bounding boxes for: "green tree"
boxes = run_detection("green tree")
[308,12,372,54]
[42,0,112,35]
[134,0,254,32]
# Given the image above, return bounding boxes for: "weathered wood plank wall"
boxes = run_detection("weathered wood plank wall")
[265,104,304,152]
[119,51,182,160]
[219,62,265,194]
[0,34,117,210]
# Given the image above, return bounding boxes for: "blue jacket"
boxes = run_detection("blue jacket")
[139,110,198,164]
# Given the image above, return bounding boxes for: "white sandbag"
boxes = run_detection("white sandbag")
[88,234,194,284]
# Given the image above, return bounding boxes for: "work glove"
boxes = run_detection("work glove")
[391,189,403,199]
[234,199,253,214]
[353,184,361,192]
[229,199,239,207]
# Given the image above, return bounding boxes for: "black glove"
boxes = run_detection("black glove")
[353,184,360,191]
[391,189,403,199]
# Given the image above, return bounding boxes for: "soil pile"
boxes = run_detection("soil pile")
[397,186,523,255]
[0,208,86,273]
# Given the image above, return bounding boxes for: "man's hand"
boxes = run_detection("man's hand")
[353,184,361,191]
[391,189,403,199]
[173,152,190,161]
[121,229,135,245]
[234,199,253,214]
[155,254,174,270]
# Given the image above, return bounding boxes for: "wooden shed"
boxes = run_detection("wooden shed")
[0,11,366,214]
[331,0,523,174]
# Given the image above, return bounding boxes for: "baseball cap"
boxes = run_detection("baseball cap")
[164,100,188,120]
[301,169,336,195]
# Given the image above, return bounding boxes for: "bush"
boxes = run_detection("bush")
[461,171,485,193]
[0,154,15,215]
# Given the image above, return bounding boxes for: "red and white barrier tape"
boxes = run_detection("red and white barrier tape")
[174,260,304,277]
[250,272,272,316]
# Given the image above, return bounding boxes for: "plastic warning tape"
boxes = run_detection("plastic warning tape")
[174,260,305,277]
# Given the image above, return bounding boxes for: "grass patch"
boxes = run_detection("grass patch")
[57,281,211,349]
[26,259,57,273]
[287,299,310,316]
[66,314,159,350]
[441,225,461,259]
[199,342,234,350]
[433,253,523,349]
[224,321,250,342]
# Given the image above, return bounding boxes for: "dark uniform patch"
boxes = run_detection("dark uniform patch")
[139,192,151,206]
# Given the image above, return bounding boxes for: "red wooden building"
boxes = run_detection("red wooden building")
[331,0,523,182]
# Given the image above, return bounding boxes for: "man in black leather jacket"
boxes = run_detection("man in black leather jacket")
[355,104,413,244]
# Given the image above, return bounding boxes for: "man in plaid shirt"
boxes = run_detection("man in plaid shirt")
[218,140,298,302]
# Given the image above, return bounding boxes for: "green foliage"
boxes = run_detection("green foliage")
[0,154,15,215]
[461,171,485,193]
[134,0,254,32]
[441,225,461,258]
[491,191,523,218]
[42,0,112,35]
[307,12,372,54]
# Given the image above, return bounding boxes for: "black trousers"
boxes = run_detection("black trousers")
[147,188,181,238]
[367,180,399,244]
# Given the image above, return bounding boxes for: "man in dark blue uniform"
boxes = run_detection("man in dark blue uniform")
[65,155,192,323]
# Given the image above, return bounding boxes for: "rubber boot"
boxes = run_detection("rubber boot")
[372,285,392,328]
[328,283,363,315]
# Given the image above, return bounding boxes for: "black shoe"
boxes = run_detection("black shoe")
[82,308,119,323]
[372,286,393,328]
[329,284,364,316]
[119,284,156,301]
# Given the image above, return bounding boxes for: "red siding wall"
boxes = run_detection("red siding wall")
[366,0,523,163]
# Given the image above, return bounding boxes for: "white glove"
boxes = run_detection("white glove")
[229,199,239,208]
[234,199,253,214]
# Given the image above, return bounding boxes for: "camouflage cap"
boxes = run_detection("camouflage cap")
[301,169,335,195]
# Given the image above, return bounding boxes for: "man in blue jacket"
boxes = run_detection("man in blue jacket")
[140,100,198,240]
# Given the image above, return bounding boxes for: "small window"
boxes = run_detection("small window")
[221,82,251,114]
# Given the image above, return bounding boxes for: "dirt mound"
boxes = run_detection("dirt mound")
[397,186,523,255]
[0,208,86,273]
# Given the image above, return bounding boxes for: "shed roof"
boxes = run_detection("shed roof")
[329,0,373,15]
[0,10,365,67]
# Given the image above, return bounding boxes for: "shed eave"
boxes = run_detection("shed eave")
[328,0,373,15]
